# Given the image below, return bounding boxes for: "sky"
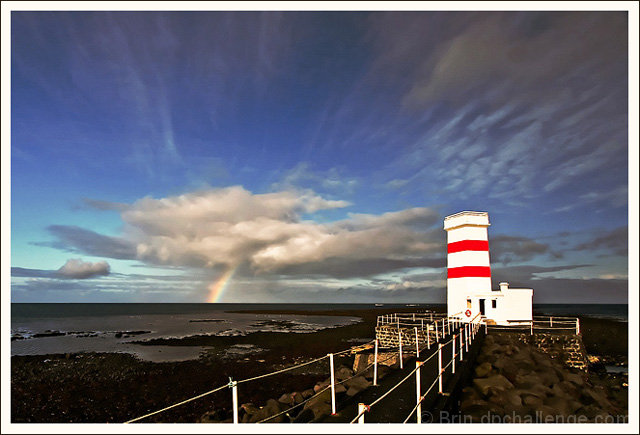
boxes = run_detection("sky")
[7,9,634,304]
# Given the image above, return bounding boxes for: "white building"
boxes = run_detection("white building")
[444,211,533,325]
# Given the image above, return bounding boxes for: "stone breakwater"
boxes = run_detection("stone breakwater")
[459,333,628,423]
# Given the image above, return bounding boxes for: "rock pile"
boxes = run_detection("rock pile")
[459,333,628,423]
[199,363,387,423]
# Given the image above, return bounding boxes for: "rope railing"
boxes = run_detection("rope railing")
[237,353,329,384]
[258,343,403,424]
[124,339,372,423]
[124,383,230,424]
[125,312,484,425]
[349,334,459,424]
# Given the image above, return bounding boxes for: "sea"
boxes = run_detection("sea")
[10,303,627,363]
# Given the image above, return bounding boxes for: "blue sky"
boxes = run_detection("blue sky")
[9,10,632,303]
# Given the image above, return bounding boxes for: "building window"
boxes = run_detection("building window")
[467,299,472,309]
[492,300,497,309]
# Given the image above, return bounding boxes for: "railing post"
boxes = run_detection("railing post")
[452,334,456,374]
[427,325,431,350]
[373,339,379,386]
[447,318,450,336]
[576,318,580,335]
[530,321,534,336]
[329,353,336,415]
[358,403,366,424]
[465,324,469,353]
[484,322,488,334]
[415,361,422,424]
[438,343,443,394]
[398,329,403,369]
[550,316,553,327]
[435,320,439,343]
[459,327,464,361]
[231,380,239,424]
[414,327,420,358]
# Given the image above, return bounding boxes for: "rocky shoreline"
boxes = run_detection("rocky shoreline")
[459,332,628,423]
[11,308,628,423]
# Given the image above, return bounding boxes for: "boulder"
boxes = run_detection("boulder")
[199,408,225,423]
[582,388,613,410]
[537,405,561,423]
[563,371,585,386]
[313,379,331,393]
[344,376,371,391]
[305,400,332,420]
[301,388,314,399]
[278,393,294,405]
[239,402,260,422]
[335,366,354,381]
[334,383,347,394]
[474,362,493,378]
[513,373,541,389]
[544,396,582,416]
[473,374,514,397]
[538,370,560,387]
[488,389,522,408]
[292,408,315,423]
[253,399,285,423]
[522,394,544,408]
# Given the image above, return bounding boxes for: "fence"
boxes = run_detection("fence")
[353,313,484,423]
[487,316,580,335]
[125,313,479,424]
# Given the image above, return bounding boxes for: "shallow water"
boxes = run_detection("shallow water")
[11,306,360,362]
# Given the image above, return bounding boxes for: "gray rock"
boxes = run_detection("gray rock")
[538,370,560,387]
[473,374,514,397]
[474,362,493,378]
[335,366,354,381]
[199,408,225,423]
[522,394,544,408]
[488,389,522,408]
[334,383,347,394]
[563,371,585,386]
[344,375,371,391]
[292,408,314,423]
[313,379,331,393]
[301,388,314,399]
[278,393,294,405]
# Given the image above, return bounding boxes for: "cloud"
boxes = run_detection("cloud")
[42,186,444,279]
[574,226,628,256]
[491,264,627,303]
[81,198,130,212]
[38,225,137,260]
[365,12,628,207]
[490,234,552,264]
[56,258,111,279]
[11,260,111,280]
[11,267,57,279]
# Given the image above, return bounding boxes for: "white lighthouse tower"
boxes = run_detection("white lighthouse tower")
[444,211,533,325]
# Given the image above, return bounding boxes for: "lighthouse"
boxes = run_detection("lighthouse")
[444,211,533,325]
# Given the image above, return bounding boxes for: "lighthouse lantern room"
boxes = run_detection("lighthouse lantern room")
[444,211,533,326]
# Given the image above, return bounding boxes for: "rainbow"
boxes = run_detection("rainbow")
[207,266,237,303]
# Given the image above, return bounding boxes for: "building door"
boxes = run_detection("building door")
[479,299,486,316]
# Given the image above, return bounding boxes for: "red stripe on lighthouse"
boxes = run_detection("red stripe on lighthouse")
[448,266,491,279]
[447,240,489,254]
